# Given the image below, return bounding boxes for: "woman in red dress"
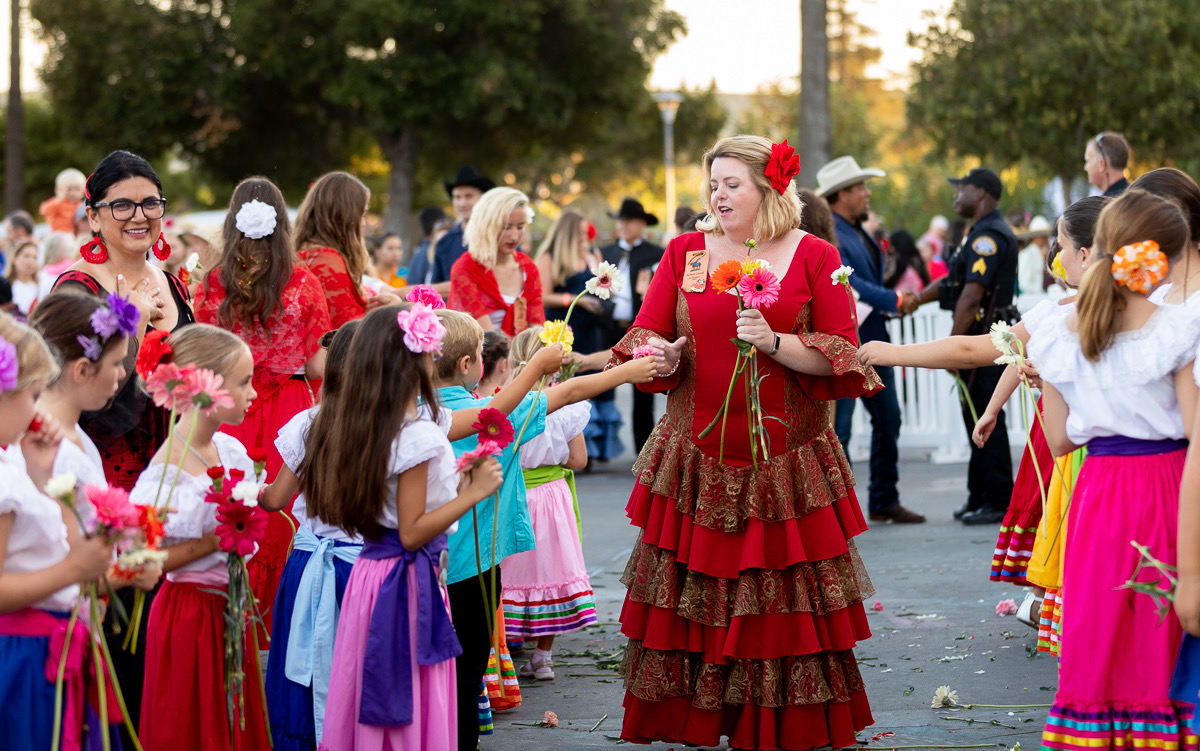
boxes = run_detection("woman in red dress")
[194,177,332,640]
[613,136,880,750]
[449,187,546,335]
[293,171,399,329]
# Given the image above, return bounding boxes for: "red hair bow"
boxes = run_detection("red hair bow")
[765,139,800,195]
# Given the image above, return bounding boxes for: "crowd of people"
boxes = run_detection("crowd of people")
[1,125,1200,751]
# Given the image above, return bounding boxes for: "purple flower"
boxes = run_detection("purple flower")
[94,292,140,339]
[0,338,17,391]
[76,334,102,361]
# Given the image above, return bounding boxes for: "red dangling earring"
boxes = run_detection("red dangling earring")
[80,237,108,264]
[153,232,171,262]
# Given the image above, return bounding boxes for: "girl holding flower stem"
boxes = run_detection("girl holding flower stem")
[129,324,272,750]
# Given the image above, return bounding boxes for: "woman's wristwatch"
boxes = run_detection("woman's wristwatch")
[768,333,781,355]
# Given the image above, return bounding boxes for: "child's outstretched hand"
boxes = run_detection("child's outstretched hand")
[620,354,659,384]
[465,456,504,500]
[531,343,566,377]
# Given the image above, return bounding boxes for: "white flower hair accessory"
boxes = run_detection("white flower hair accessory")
[234,199,277,240]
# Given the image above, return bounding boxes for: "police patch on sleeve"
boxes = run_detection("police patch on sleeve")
[971,257,987,275]
[971,235,998,256]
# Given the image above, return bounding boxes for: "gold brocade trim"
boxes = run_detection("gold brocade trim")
[621,639,866,710]
[621,539,874,626]
[632,418,854,532]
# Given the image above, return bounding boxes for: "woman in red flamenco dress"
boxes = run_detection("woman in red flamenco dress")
[194,177,332,640]
[612,135,880,750]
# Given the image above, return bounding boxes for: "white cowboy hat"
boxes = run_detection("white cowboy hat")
[815,156,886,198]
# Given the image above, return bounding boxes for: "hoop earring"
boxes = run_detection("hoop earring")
[153,233,171,262]
[80,237,108,265]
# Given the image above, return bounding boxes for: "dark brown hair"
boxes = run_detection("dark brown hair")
[1077,190,1189,361]
[480,330,510,382]
[1130,168,1200,244]
[293,171,371,288]
[798,188,837,247]
[29,291,127,372]
[298,305,439,540]
[1048,195,1110,273]
[205,176,294,333]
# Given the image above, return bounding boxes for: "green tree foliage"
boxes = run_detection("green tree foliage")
[0,97,102,216]
[908,0,1200,188]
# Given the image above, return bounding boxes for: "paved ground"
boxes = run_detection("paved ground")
[485,395,1053,751]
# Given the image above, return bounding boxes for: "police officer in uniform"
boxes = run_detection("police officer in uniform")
[916,168,1019,525]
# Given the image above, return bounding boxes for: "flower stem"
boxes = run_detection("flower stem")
[51,599,82,751]
[954,374,979,424]
[95,602,144,751]
[150,404,179,512]
[244,558,273,748]
[89,592,111,751]
[159,410,199,515]
[960,702,1052,708]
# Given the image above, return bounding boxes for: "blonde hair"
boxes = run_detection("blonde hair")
[696,135,803,241]
[55,168,86,198]
[433,309,485,381]
[1077,189,1190,361]
[507,326,545,381]
[535,210,586,288]
[0,313,58,391]
[465,187,530,267]
[166,323,248,376]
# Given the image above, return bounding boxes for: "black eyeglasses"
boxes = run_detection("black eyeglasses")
[93,198,167,221]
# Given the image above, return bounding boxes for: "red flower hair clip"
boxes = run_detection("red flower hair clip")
[135,329,173,380]
[765,139,801,195]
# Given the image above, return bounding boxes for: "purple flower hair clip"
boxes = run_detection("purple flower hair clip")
[0,338,17,391]
[91,292,140,340]
[76,334,103,361]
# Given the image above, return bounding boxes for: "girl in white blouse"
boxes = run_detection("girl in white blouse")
[0,313,115,749]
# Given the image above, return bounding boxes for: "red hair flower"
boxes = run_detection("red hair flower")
[135,330,173,380]
[472,408,515,449]
[764,139,801,195]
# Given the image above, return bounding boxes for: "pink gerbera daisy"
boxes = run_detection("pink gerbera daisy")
[187,367,235,414]
[84,484,140,538]
[455,439,502,473]
[738,267,782,309]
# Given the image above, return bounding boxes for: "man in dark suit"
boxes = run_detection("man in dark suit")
[819,156,925,524]
[600,198,664,453]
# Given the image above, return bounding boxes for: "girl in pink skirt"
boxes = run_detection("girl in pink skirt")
[500,327,597,680]
[309,305,503,751]
[1031,190,1200,750]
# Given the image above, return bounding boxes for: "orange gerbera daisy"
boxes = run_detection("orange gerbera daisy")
[710,260,744,293]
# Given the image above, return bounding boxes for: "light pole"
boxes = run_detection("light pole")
[653,92,683,240]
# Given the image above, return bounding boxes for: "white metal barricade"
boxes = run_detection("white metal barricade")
[846,305,1038,464]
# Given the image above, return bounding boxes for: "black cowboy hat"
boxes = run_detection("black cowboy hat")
[443,165,496,198]
[609,198,659,226]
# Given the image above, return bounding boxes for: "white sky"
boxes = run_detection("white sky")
[3,1,948,94]
[650,0,950,93]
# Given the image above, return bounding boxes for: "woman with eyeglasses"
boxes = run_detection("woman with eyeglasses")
[49,151,195,743]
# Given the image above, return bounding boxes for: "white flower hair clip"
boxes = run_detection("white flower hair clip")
[234,199,277,240]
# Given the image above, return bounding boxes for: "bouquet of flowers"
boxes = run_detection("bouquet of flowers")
[697,239,783,468]
[46,480,148,751]
[203,465,270,733]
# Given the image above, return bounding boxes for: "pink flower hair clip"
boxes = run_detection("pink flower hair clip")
[397,303,446,354]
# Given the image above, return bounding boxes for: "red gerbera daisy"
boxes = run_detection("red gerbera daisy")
[472,407,515,448]
[214,501,268,556]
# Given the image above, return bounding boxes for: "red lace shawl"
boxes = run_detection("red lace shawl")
[448,251,546,335]
[194,265,332,411]
[297,246,367,329]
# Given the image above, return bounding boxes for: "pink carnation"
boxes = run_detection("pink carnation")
[405,285,446,309]
[631,345,658,359]
[85,484,140,538]
[738,267,781,309]
[995,598,1018,616]
[455,439,502,473]
[872,599,884,612]
[397,303,446,354]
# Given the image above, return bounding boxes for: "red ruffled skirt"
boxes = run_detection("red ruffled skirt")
[619,420,875,750]
[141,580,270,751]
[223,378,314,643]
[991,400,1053,585]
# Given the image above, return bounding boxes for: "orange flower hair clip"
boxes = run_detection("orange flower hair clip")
[1111,239,1168,295]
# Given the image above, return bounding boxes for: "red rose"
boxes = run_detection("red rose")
[764,139,801,195]
[135,330,173,380]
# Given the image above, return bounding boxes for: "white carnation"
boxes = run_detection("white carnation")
[234,199,277,240]
[118,548,168,568]
[185,252,201,273]
[831,265,854,286]
[231,480,261,507]
[45,473,77,499]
